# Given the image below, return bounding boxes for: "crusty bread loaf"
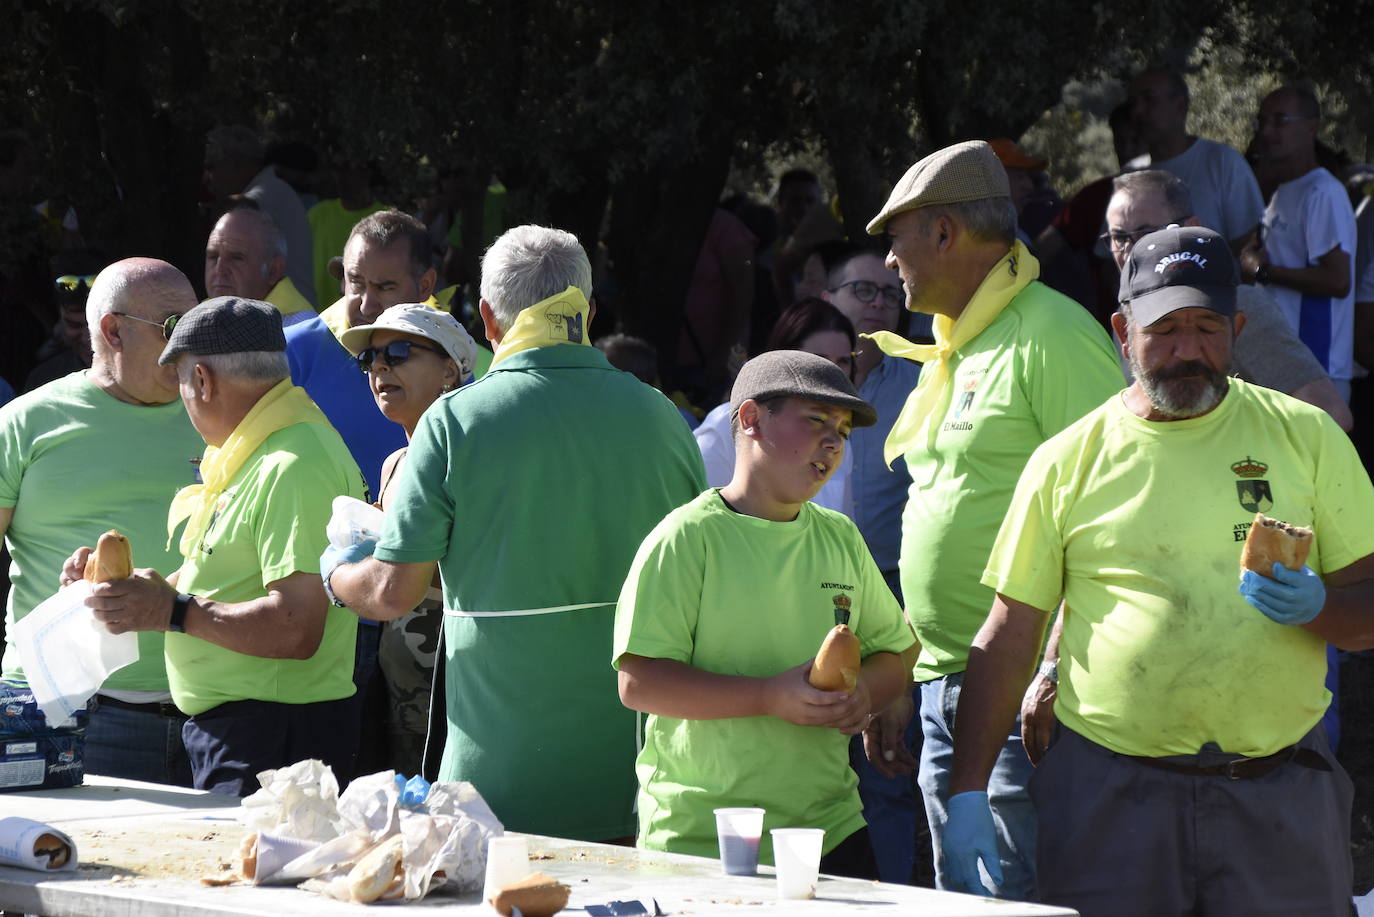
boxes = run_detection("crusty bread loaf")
[1240,513,1313,578]
[489,872,571,917]
[809,624,860,693]
[83,530,132,583]
[347,835,405,904]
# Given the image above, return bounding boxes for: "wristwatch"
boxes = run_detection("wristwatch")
[169,593,194,633]
[1037,660,1059,684]
[1254,263,1272,285]
[323,567,347,608]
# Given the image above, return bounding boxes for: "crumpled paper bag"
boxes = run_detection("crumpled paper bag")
[239,759,503,901]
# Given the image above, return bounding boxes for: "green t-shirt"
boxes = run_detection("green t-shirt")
[0,372,204,691]
[374,344,706,840]
[900,281,1123,680]
[307,198,389,309]
[165,421,366,715]
[613,491,915,863]
[983,380,1374,757]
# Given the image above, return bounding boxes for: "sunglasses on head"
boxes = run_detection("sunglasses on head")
[111,311,181,340]
[55,274,98,292]
[355,340,444,372]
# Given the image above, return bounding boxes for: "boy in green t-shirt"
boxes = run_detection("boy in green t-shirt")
[614,350,918,878]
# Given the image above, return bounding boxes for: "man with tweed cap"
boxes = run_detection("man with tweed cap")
[857,141,1123,894]
[74,296,367,795]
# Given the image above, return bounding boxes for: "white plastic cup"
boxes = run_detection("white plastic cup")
[482,835,530,905]
[713,807,765,876]
[771,828,825,899]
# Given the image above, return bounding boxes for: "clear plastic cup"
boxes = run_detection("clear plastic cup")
[713,807,765,876]
[771,827,825,899]
[482,835,530,904]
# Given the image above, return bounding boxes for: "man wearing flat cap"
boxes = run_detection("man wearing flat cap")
[70,296,368,795]
[857,140,1123,894]
[946,227,1374,914]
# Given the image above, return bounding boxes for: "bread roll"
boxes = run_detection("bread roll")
[83,530,133,583]
[809,624,860,693]
[238,832,258,881]
[1240,513,1313,578]
[489,872,571,917]
[34,833,70,869]
[347,834,405,904]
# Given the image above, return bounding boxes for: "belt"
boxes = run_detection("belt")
[1121,744,1331,780]
[95,694,185,719]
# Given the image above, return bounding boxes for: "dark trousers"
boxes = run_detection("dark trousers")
[819,826,879,881]
[1032,724,1353,917]
[182,695,360,797]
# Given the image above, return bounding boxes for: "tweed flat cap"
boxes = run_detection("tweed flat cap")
[867,140,1011,234]
[731,350,878,428]
[158,296,285,365]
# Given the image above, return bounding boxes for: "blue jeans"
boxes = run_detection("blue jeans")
[918,672,1037,900]
[850,683,922,884]
[86,698,193,787]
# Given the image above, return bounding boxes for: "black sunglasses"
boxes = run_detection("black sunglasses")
[356,340,444,372]
[112,311,181,340]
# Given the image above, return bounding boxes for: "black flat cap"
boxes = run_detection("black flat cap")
[158,296,286,365]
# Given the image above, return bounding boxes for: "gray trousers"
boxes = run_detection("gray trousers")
[1031,724,1353,917]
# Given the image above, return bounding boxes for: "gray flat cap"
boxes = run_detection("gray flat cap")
[158,296,286,365]
[731,350,878,428]
[867,140,1011,234]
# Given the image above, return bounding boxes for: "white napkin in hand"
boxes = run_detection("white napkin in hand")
[12,580,138,727]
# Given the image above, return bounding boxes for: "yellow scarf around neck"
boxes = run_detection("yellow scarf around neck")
[489,286,592,368]
[864,240,1038,466]
[167,379,332,555]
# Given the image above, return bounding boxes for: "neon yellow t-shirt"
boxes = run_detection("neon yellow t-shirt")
[982,380,1374,757]
[900,281,1123,680]
[165,422,366,715]
[307,199,389,310]
[614,491,916,863]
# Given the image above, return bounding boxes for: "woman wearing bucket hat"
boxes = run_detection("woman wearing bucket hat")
[339,303,478,774]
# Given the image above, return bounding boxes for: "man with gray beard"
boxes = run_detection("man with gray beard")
[941,226,1374,915]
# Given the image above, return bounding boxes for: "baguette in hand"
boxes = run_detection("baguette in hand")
[83,530,133,583]
[1240,513,1313,579]
[809,624,860,693]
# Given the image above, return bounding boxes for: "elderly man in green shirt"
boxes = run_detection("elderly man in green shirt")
[859,141,1124,895]
[72,297,366,796]
[326,224,706,842]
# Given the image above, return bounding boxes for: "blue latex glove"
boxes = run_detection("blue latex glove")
[942,790,1002,896]
[320,540,376,581]
[394,773,431,808]
[1238,563,1325,626]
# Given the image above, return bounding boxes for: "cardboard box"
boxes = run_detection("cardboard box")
[0,679,85,792]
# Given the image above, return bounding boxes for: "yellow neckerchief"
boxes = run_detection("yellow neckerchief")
[320,294,444,341]
[864,240,1038,466]
[489,286,592,368]
[167,379,332,554]
[265,276,313,316]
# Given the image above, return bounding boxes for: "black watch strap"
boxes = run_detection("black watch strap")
[169,593,193,633]
[1255,263,1271,285]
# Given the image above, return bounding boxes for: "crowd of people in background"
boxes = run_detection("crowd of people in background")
[3,64,1374,915]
